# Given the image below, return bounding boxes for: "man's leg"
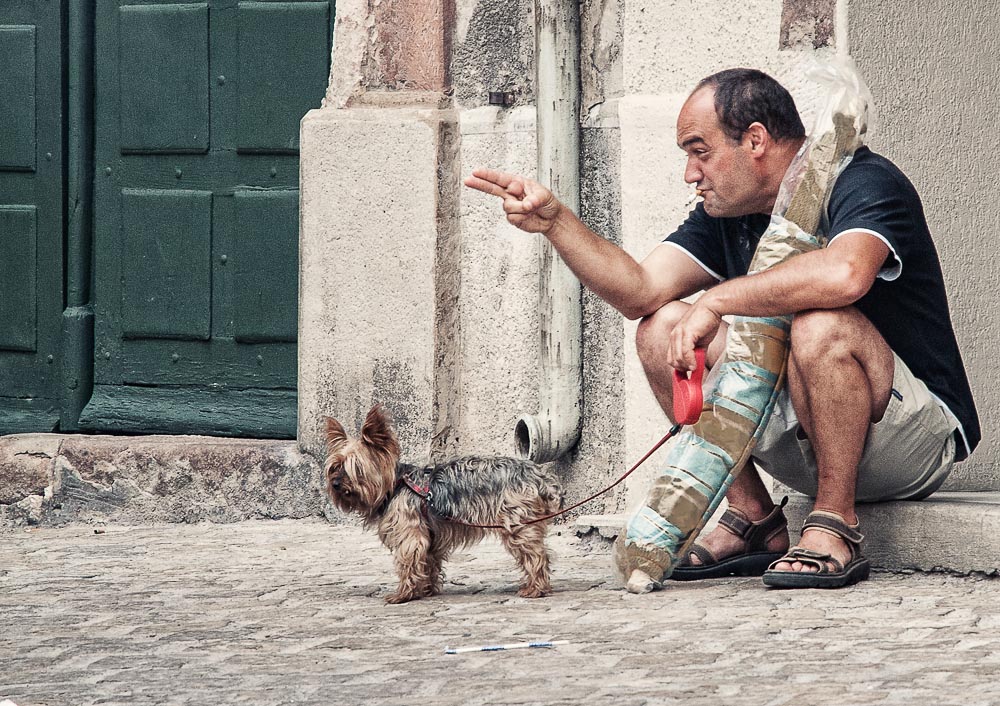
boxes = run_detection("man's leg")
[772,306,893,573]
[636,302,788,564]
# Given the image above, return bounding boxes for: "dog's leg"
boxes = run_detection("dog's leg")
[384,506,434,604]
[501,520,552,598]
[423,544,448,597]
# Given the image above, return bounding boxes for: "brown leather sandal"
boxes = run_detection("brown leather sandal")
[671,497,789,580]
[762,510,871,589]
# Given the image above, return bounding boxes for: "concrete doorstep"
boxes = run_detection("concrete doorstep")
[574,491,1000,576]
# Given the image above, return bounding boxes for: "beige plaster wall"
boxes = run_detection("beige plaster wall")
[849,0,997,489]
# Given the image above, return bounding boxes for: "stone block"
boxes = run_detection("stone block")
[785,492,1000,574]
[298,106,460,461]
[0,433,60,504]
[0,434,327,528]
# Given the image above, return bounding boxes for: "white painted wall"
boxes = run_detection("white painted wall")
[454,106,541,456]
[849,0,997,489]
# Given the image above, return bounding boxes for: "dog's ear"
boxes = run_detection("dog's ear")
[325,416,348,448]
[360,404,399,455]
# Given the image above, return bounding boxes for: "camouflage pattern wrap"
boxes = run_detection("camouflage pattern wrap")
[614,60,872,592]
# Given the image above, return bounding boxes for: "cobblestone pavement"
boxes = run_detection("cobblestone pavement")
[2,520,999,706]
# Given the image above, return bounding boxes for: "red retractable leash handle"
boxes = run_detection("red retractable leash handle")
[673,347,706,425]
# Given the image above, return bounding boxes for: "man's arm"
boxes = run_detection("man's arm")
[465,168,716,319]
[668,231,890,368]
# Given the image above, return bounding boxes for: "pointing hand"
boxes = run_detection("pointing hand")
[464,168,562,235]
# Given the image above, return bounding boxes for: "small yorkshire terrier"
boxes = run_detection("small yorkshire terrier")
[324,405,563,603]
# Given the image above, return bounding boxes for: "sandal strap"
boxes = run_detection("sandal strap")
[717,496,789,552]
[687,543,718,566]
[767,546,845,574]
[802,511,864,546]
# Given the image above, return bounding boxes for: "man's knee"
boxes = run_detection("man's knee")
[636,301,688,362]
[789,308,857,363]
[789,306,893,369]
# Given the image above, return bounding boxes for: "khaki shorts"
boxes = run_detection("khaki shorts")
[752,352,959,502]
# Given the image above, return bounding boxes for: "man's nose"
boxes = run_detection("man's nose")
[684,157,702,185]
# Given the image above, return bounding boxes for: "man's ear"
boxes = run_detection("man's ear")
[744,122,770,156]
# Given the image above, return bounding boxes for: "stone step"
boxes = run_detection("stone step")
[574,491,1000,575]
[0,433,331,528]
[7,432,999,577]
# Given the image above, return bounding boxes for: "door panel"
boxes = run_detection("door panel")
[0,2,64,433]
[120,189,213,340]
[0,207,37,352]
[233,190,298,343]
[237,1,330,152]
[81,0,333,438]
[119,4,210,153]
[0,26,36,170]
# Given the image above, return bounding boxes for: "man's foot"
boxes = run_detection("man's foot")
[671,497,790,580]
[768,528,851,574]
[762,510,870,589]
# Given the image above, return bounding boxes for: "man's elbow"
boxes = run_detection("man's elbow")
[618,306,645,321]
[833,260,877,305]
[617,299,660,321]
[604,280,674,320]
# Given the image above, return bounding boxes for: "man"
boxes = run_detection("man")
[465,68,980,587]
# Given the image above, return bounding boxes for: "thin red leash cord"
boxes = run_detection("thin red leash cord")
[425,422,683,530]
[417,348,706,530]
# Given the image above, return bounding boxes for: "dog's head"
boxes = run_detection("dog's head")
[324,404,401,517]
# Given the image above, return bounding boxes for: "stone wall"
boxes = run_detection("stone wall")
[299,0,997,521]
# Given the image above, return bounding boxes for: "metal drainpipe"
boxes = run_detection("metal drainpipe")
[61,0,96,431]
[514,0,582,463]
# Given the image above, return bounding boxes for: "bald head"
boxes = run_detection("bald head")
[694,68,805,144]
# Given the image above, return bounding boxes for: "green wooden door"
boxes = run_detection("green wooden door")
[80,0,333,437]
[0,1,64,432]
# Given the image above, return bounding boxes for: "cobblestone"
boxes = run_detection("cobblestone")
[2,520,999,705]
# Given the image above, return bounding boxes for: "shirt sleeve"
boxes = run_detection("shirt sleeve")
[826,160,916,281]
[662,203,726,282]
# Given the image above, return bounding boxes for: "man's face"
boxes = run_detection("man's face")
[676,88,766,218]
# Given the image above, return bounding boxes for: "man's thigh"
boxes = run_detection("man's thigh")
[753,352,958,501]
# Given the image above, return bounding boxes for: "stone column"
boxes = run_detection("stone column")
[298,1,460,460]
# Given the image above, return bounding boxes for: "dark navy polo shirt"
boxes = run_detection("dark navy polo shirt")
[663,147,980,460]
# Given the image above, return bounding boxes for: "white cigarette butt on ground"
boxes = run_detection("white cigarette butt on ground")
[445,640,569,654]
[2,699,21,706]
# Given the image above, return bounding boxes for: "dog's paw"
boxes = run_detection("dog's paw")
[517,585,551,599]
[384,591,417,604]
